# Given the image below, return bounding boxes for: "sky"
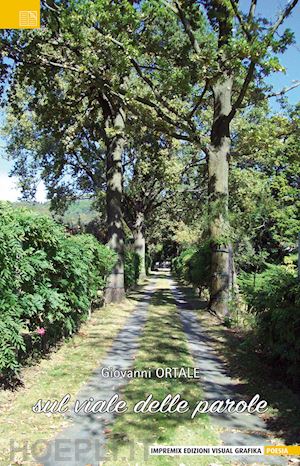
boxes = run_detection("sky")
[0,0,300,203]
[240,0,300,106]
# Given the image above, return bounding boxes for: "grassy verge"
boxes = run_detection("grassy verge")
[0,294,139,466]
[105,277,226,466]
[177,282,300,446]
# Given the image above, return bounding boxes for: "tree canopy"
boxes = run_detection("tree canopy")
[0,0,299,309]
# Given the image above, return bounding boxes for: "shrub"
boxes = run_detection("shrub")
[0,202,116,379]
[188,246,211,289]
[172,245,210,290]
[239,264,300,384]
[124,249,141,289]
[145,252,152,275]
[172,247,196,281]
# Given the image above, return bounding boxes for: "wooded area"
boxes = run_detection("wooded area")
[0,0,299,386]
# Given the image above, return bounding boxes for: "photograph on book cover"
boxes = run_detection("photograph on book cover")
[0,0,299,465]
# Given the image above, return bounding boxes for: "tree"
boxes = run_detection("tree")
[229,104,300,269]
[1,0,299,313]
[122,0,299,315]
[123,128,183,278]
[0,1,141,302]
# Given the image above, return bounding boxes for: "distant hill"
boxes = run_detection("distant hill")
[11,199,98,226]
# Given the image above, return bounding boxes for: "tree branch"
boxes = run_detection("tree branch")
[229,61,256,119]
[107,80,203,145]
[229,0,252,41]
[1,39,85,75]
[93,25,187,124]
[189,82,209,117]
[248,0,257,21]
[173,1,202,55]
[269,0,299,36]
[266,80,300,98]
[41,0,61,12]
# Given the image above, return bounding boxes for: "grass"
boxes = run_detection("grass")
[177,282,300,446]
[104,277,226,466]
[0,295,138,466]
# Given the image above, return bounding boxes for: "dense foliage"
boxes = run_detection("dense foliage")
[172,246,210,293]
[0,203,116,378]
[174,246,300,384]
[124,249,141,289]
[239,264,300,384]
[0,1,299,386]
[2,0,298,309]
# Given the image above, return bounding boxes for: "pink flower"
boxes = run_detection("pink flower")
[36,327,46,336]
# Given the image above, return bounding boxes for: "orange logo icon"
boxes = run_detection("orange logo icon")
[0,0,40,29]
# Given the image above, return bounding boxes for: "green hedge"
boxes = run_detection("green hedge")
[0,203,116,378]
[172,245,210,290]
[145,252,152,275]
[239,264,300,384]
[124,249,141,289]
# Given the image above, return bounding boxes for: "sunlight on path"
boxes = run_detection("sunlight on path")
[104,273,224,466]
[170,277,288,466]
[25,272,291,466]
[37,279,157,466]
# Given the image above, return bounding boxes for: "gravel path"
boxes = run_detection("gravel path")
[38,280,156,466]
[170,278,288,466]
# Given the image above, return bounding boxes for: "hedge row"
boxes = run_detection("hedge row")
[0,203,116,378]
[124,249,141,289]
[239,264,300,384]
[172,246,210,292]
[173,244,300,385]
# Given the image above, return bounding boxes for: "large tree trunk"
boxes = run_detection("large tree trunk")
[133,211,146,279]
[105,110,126,304]
[208,76,233,317]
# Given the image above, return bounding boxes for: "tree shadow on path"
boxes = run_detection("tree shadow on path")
[177,282,300,445]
